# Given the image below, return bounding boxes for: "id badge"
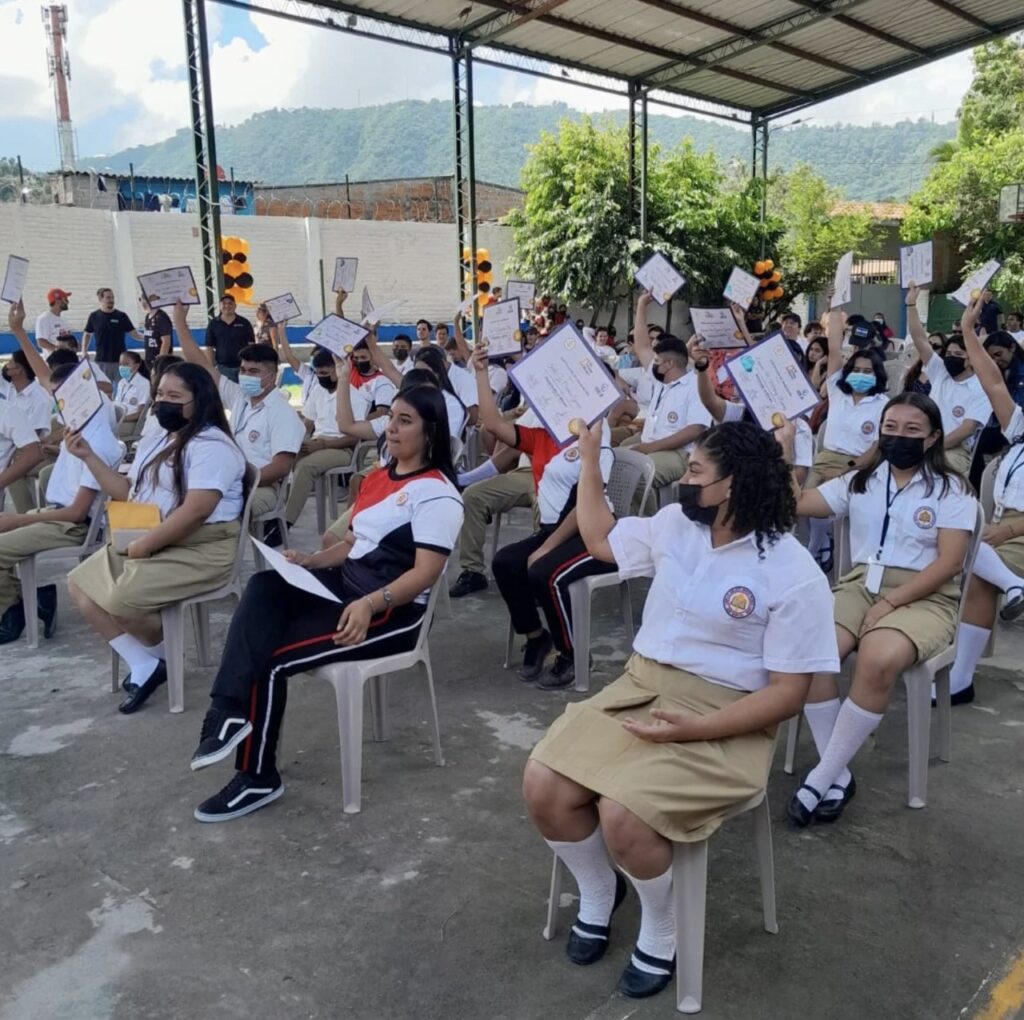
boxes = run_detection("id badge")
[994,503,1004,523]
[865,559,884,595]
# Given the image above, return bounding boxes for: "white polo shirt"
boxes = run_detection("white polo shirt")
[992,406,1024,512]
[0,400,40,470]
[44,413,121,508]
[358,373,396,410]
[609,507,840,691]
[720,401,813,468]
[447,364,479,408]
[923,353,991,450]
[115,372,151,415]
[0,378,52,436]
[219,375,305,470]
[304,382,342,439]
[641,373,712,446]
[822,371,887,456]
[818,464,977,570]
[130,425,246,522]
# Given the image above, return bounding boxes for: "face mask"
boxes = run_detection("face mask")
[652,364,667,384]
[879,434,926,470]
[354,361,374,376]
[317,375,337,392]
[677,481,724,528]
[944,356,966,376]
[394,349,409,363]
[118,366,132,380]
[873,317,884,325]
[239,374,265,398]
[846,372,875,393]
[154,400,188,433]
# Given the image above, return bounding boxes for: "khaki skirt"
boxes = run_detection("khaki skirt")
[529,654,775,843]
[990,510,1024,575]
[832,563,959,662]
[806,447,857,489]
[944,443,973,477]
[68,521,240,619]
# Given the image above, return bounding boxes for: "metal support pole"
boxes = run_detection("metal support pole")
[627,83,648,332]
[184,0,223,315]
[752,117,769,259]
[452,39,478,339]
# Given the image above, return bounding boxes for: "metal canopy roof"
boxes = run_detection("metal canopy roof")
[266,0,1024,121]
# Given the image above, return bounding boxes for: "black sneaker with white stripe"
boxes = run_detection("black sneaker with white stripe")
[190,707,253,771]
[194,771,283,823]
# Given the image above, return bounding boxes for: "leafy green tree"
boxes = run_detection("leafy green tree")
[957,38,1024,148]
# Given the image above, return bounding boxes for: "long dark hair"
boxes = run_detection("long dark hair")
[837,346,887,396]
[141,362,237,506]
[149,354,183,402]
[850,392,959,498]
[805,336,828,368]
[121,349,150,380]
[413,346,456,398]
[389,385,457,485]
[693,421,795,556]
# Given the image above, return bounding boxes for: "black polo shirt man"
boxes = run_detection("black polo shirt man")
[82,287,141,380]
[205,296,255,382]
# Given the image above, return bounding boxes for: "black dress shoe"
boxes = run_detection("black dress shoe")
[786,782,823,828]
[118,662,168,714]
[618,948,676,999]
[932,683,975,707]
[1000,586,1024,622]
[449,570,488,598]
[36,584,58,639]
[261,521,285,549]
[566,872,627,966]
[0,601,26,645]
[816,774,857,823]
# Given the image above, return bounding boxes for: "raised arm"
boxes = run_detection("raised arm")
[452,305,473,366]
[334,289,347,318]
[8,301,51,385]
[334,355,382,441]
[171,301,219,382]
[576,420,616,563]
[64,431,131,501]
[471,345,517,446]
[962,295,1016,432]
[729,301,754,347]
[365,329,403,389]
[633,289,656,369]
[275,322,301,373]
[825,287,844,378]
[904,283,931,362]
[688,335,728,422]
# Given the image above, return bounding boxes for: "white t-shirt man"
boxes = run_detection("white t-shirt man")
[34,310,72,349]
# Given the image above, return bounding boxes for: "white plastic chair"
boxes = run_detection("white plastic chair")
[542,791,777,1015]
[783,504,985,808]
[110,465,261,713]
[302,578,446,813]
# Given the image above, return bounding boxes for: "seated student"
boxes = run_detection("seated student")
[969,332,1024,492]
[782,392,975,825]
[805,334,829,393]
[114,350,151,437]
[905,284,991,476]
[66,361,248,714]
[1,347,53,512]
[523,419,838,999]
[0,385,44,512]
[52,335,115,397]
[188,384,464,822]
[901,333,946,397]
[471,344,615,689]
[391,333,414,375]
[172,301,303,545]
[349,338,396,419]
[139,354,185,439]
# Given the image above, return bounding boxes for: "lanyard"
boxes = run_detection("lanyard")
[130,434,171,500]
[998,444,1024,506]
[877,465,910,559]
[234,398,262,438]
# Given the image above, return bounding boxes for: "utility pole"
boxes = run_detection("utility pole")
[43,5,77,171]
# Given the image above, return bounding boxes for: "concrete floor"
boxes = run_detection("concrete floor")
[2,507,1023,1020]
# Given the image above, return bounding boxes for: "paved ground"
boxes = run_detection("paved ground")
[2,506,1023,1020]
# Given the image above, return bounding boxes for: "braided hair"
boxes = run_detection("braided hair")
[693,421,796,557]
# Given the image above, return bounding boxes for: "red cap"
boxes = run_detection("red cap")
[47,288,72,304]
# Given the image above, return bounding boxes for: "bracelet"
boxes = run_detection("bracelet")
[364,595,376,614]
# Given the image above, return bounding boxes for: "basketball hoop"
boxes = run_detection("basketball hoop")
[999,184,1024,224]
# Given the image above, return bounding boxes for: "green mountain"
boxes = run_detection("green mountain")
[83,100,955,202]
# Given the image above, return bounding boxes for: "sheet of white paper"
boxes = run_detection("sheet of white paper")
[54,357,104,432]
[950,258,1002,307]
[363,298,403,326]
[333,257,358,294]
[137,266,200,309]
[832,251,854,308]
[305,314,369,357]
[1,255,29,305]
[505,280,536,309]
[458,294,478,317]
[725,332,820,431]
[690,307,746,350]
[360,286,373,322]
[898,241,933,288]
[722,266,760,310]
[264,292,301,323]
[635,253,686,307]
[507,322,620,445]
[250,538,342,603]
[481,298,522,359]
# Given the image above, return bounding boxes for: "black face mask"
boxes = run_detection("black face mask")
[652,364,667,384]
[879,434,926,470]
[943,355,966,376]
[354,361,374,376]
[316,375,337,392]
[394,349,409,363]
[154,401,188,433]
[678,482,723,527]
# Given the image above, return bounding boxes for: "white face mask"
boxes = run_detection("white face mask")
[239,374,265,398]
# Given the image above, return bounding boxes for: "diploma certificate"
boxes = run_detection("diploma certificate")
[722,266,760,310]
[137,266,200,309]
[1,255,28,305]
[950,259,1001,307]
[481,298,522,359]
[690,307,746,350]
[333,258,358,294]
[635,253,686,306]
[305,314,369,357]
[264,292,301,323]
[54,357,104,432]
[899,241,933,288]
[725,332,820,432]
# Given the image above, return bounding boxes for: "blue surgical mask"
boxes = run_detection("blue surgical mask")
[118,366,132,380]
[239,374,264,398]
[846,372,875,394]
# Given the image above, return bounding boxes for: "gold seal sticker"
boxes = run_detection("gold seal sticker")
[82,369,92,382]
[188,287,197,297]
[344,345,354,354]
[568,418,582,436]
[662,291,672,301]
[970,288,981,300]
[148,294,159,302]
[514,329,523,341]
[57,398,65,411]
[770,411,786,428]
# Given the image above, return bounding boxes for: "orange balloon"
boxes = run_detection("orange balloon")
[763,259,774,271]
[775,286,785,299]
[770,270,781,283]
[754,261,766,275]
[462,246,472,261]
[475,248,490,263]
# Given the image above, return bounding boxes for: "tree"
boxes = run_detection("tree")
[957,38,1024,148]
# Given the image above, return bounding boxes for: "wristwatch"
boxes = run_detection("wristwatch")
[694,359,709,373]
[381,588,394,608]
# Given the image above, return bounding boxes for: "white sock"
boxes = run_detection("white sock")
[143,641,166,661]
[807,517,833,559]
[798,699,883,811]
[623,865,675,970]
[545,828,617,929]
[972,542,1023,594]
[802,699,851,801]
[947,622,991,696]
[457,459,499,488]
[110,633,161,686]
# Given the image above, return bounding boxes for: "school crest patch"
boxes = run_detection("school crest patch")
[723,586,756,619]
[564,447,580,462]
[248,430,260,443]
[952,405,965,418]
[395,492,409,506]
[860,421,875,435]
[667,411,679,424]
[913,506,936,529]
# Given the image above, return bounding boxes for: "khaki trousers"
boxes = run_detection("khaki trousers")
[284,447,354,525]
[457,467,535,575]
[0,516,88,614]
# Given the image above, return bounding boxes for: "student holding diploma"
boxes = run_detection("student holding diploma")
[65,361,248,714]
[471,343,615,689]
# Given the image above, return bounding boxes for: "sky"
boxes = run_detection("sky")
[0,0,978,171]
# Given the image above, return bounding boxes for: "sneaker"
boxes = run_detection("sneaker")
[538,653,575,690]
[518,630,553,682]
[194,771,283,823]
[261,520,285,549]
[0,601,26,645]
[37,585,58,639]
[190,707,253,771]
[449,570,488,598]
[1000,586,1024,622]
